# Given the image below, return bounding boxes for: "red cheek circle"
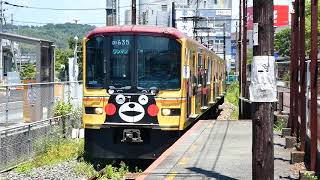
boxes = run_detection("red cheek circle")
[147,104,159,116]
[105,103,116,116]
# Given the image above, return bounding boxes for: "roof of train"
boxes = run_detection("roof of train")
[86,25,188,39]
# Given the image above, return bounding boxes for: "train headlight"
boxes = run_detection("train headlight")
[94,107,104,114]
[162,109,171,116]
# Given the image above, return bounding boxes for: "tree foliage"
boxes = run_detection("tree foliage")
[274,28,291,57]
[7,23,94,49]
[55,49,73,81]
[274,1,320,58]
[20,63,36,80]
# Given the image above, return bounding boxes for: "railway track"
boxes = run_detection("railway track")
[86,106,223,180]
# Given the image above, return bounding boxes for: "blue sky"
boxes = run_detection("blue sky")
[5,0,115,26]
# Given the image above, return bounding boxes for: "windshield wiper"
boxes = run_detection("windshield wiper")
[108,86,131,90]
[137,86,159,94]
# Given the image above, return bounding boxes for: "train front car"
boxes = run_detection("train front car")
[82,26,186,160]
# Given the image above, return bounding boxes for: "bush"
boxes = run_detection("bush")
[225,82,239,120]
[53,101,72,117]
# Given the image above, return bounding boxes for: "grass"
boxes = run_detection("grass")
[273,117,287,132]
[225,82,239,120]
[100,162,129,180]
[73,161,130,179]
[74,161,97,177]
[303,171,318,180]
[14,139,84,174]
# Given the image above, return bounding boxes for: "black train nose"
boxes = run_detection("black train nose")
[129,103,135,108]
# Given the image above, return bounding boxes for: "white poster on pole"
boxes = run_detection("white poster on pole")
[249,56,277,102]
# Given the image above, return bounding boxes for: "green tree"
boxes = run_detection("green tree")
[8,23,94,49]
[20,63,36,80]
[274,1,320,57]
[55,49,73,81]
[274,28,291,57]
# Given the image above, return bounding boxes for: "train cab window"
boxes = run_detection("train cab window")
[137,35,181,90]
[109,36,133,89]
[86,36,105,88]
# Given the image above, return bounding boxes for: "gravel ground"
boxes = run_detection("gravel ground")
[0,160,87,180]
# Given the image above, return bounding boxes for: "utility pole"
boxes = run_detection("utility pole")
[106,0,116,26]
[172,2,176,28]
[0,0,3,32]
[242,0,247,99]
[131,0,136,25]
[117,0,120,25]
[194,0,199,41]
[310,0,318,172]
[0,0,3,82]
[238,0,242,86]
[251,0,274,179]
[223,23,226,61]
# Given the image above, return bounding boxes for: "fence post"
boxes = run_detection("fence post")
[27,124,31,158]
[279,92,283,113]
[5,86,9,127]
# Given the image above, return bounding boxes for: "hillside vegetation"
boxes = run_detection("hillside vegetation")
[4,23,94,81]
[6,23,96,49]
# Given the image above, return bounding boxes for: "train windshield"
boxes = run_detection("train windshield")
[109,36,133,89]
[137,36,181,90]
[86,35,181,90]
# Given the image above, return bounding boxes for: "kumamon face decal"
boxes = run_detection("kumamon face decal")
[115,94,125,105]
[105,94,159,124]
[138,95,148,105]
[119,102,145,122]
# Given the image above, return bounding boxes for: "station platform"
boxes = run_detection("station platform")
[137,120,296,180]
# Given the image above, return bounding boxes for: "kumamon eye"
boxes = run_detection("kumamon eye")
[115,94,125,104]
[138,95,148,105]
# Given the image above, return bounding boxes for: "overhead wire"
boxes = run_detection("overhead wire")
[3,0,165,11]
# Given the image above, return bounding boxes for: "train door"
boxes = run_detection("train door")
[201,56,207,107]
[206,59,213,105]
[195,53,203,114]
[214,60,218,100]
[186,48,192,117]
[191,52,197,115]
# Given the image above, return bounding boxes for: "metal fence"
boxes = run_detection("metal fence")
[275,59,320,172]
[0,81,83,171]
[0,81,82,129]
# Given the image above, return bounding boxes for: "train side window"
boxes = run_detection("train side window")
[198,54,202,67]
[207,59,212,85]
[192,53,197,87]
[192,53,196,73]
[197,54,202,86]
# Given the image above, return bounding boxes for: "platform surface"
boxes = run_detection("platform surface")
[139,120,296,180]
